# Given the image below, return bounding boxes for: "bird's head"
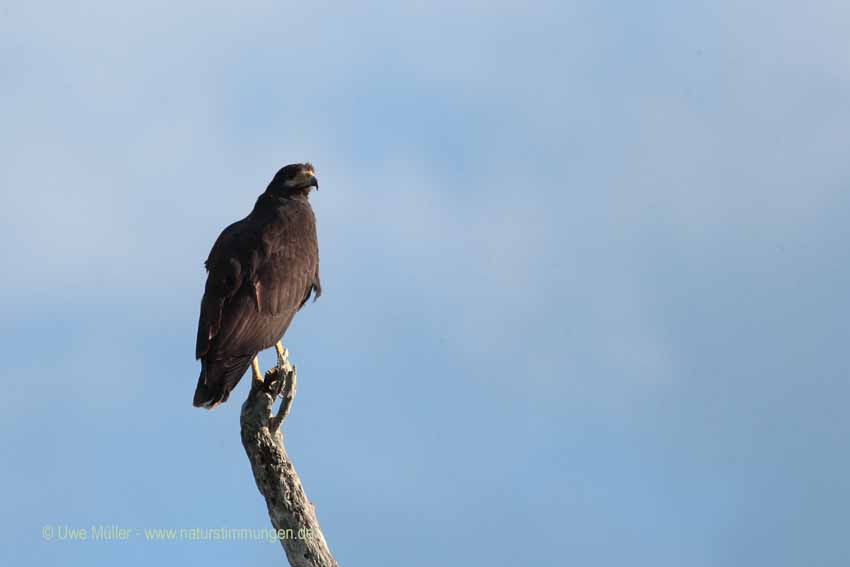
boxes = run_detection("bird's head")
[268,163,319,196]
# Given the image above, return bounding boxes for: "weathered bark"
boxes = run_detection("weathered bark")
[240,349,339,567]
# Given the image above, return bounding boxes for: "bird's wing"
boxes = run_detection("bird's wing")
[195,219,263,359]
[209,258,312,354]
[195,205,320,361]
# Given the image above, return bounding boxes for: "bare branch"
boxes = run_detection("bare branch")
[240,350,339,567]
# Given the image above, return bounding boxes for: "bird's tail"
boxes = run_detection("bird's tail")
[193,354,254,409]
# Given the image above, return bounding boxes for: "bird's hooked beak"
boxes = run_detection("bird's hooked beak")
[295,168,319,191]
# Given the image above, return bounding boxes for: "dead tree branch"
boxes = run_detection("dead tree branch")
[240,348,339,567]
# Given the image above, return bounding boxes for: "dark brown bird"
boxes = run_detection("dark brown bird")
[193,163,321,409]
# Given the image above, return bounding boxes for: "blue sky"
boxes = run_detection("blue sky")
[2,1,849,565]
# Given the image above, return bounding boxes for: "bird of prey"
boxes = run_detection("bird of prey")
[193,163,321,409]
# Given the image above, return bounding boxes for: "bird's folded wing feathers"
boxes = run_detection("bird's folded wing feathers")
[195,224,257,359]
[195,220,318,359]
